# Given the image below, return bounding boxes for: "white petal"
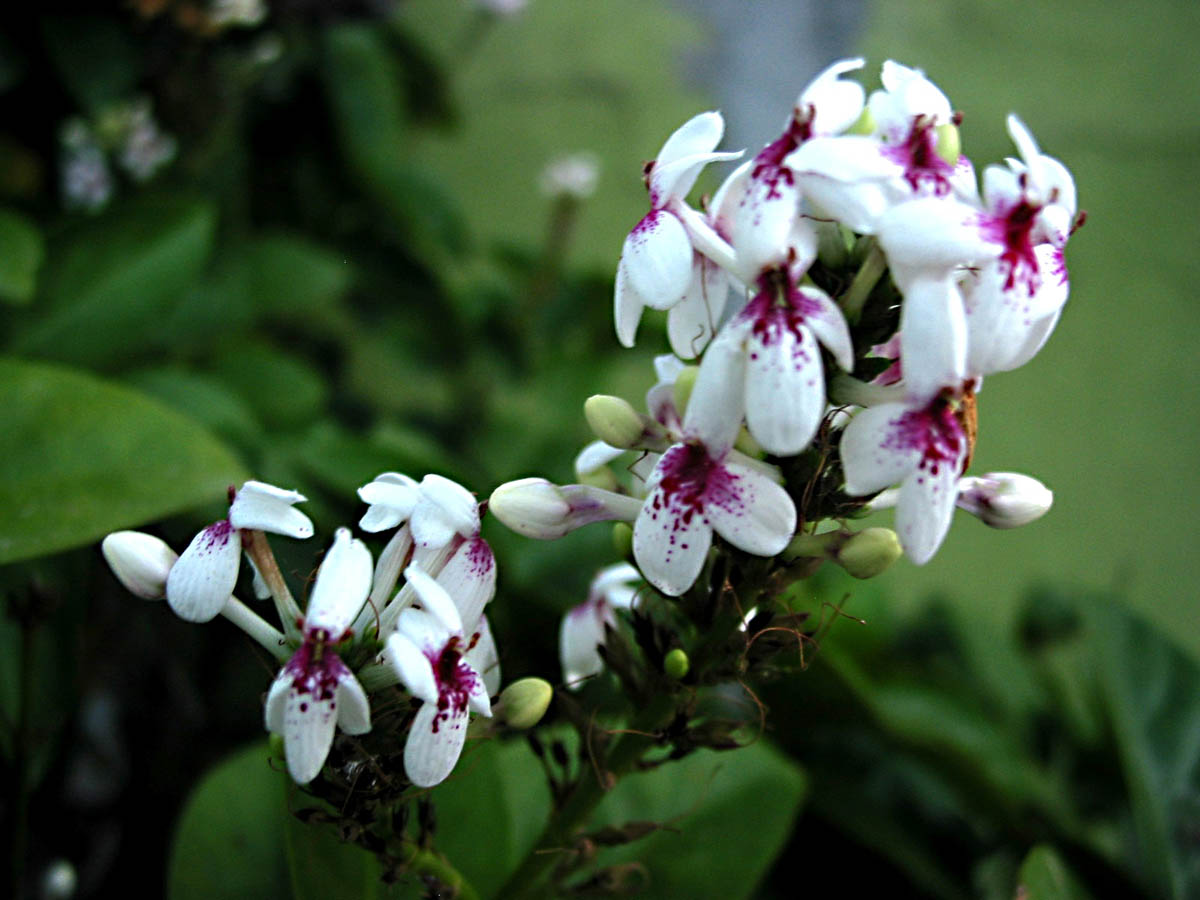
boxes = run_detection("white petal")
[560,601,609,688]
[633,448,715,595]
[404,702,469,788]
[840,402,922,496]
[1006,114,1041,172]
[622,210,694,311]
[435,537,496,635]
[335,671,371,735]
[896,453,961,565]
[369,524,413,609]
[655,111,724,172]
[591,562,641,601]
[899,276,966,404]
[101,530,177,600]
[165,521,240,623]
[614,259,645,348]
[357,473,420,532]
[396,607,451,656]
[801,286,854,372]
[403,565,463,635]
[229,481,313,539]
[965,252,1066,376]
[575,441,626,478]
[788,135,900,183]
[264,669,289,734]
[732,169,800,273]
[465,662,492,717]
[305,527,372,637]
[745,317,825,456]
[667,258,726,359]
[282,679,337,784]
[798,58,866,135]
[706,459,796,556]
[386,632,438,704]
[1004,307,1061,372]
[652,150,743,205]
[878,198,994,280]
[467,615,501,697]
[798,169,892,235]
[417,475,479,540]
[683,323,748,455]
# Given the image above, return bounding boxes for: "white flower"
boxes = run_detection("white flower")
[840,391,969,564]
[560,563,641,688]
[489,478,643,540]
[384,567,494,788]
[632,368,796,596]
[614,112,742,350]
[540,153,599,199]
[165,481,312,623]
[358,473,480,550]
[957,472,1053,528]
[101,531,177,599]
[264,528,373,784]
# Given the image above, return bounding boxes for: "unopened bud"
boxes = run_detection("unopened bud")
[584,395,663,450]
[496,677,552,729]
[489,478,643,540]
[836,527,902,579]
[672,366,698,418]
[935,122,961,166]
[101,531,178,599]
[847,107,875,136]
[957,473,1052,529]
[612,522,634,560]
[664,648,689,680]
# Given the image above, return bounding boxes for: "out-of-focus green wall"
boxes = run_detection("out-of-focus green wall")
[858,1,1200,660]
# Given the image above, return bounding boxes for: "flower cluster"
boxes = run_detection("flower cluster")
[492,58,1072,608]
[102,474,532,789]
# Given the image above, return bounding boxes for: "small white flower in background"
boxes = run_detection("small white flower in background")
[116,99,177,183]
[540,153,599,200]
[384,566,494,788]
[475,0,528,16]
[60,119,113,213]
[840,390,969,564]
[166,480,312,623]
[264,528,372,784]
[209,0,268,28]
[957,472,1052,529]
[560,563,641,688]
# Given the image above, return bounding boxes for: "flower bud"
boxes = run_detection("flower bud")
[957,473,1052,529]
[672,366,698,418]
[935,122,961,167]
[835,527,902,579]
[489,478,643,540]
[495,677,553,729]
[101,531,178,599]
[663,648,689,680]
[847,107,875,136]
[584,395,665,450]
[612,522,634,560]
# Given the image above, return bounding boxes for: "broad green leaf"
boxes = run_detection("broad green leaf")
[1092,601,1200,899]
[283,799,383,900]
[210,340,329,430]
[167,743,289,900]
[0,207,43,304]
[125,366,264,448]
[587,742,806,899]
[1016,845,1091,900]
[250,234,354,316]
[0,357,245,565]
[12,195,217,368]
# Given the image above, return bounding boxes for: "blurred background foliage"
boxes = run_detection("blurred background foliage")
[0,0,1196,898]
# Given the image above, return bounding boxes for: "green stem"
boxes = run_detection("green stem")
[396,842,482,900]
[242,530,303,641]
[839,238,887,323]
[10,616,32,898]
[497,696,677,898]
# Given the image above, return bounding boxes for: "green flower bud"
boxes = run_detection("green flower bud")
[734,426,764,459]
[935,122,961,167]
[836,527,902,579]
[496,677,553,730]
[612,522,634,560]
[664,648,690,680]
[579,464,619,493]
[584,395,660,450]
[847,107,875,136]
[672,366,699,418]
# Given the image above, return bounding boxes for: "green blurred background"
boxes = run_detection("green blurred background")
[0,0,1197,897]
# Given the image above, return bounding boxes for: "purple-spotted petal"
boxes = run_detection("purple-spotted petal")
[229,481,313,539]
[899,275,966,404]
[166,520,240,623]
[435,536,496,635]
[385,632,438,704]
[744,311,825,456]
[800,286,854,372]
[305,527,372,638]
[467,616,501,697]
[395,607,451,657]
[404,702,469,788]
[966,250,1067,376]
[840,403,922,496]
[732,170,801,273]
[878,198,995,280]
[896,451,961,565]
[335,671,371,735]
[622,210,694,311]
[282,676,338,784]
[706,458,796,555]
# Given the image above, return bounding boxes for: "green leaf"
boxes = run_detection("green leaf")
[0,207,43,304]
[283,801,383,900]
[1016,845,1091,900]
[167,743,290,900]
[210,340,330,431]
[0,357,245,565]
[12,195,216,368]
[587,742,806,899]
[250,234,354,316]
[1092,601,1200,899]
